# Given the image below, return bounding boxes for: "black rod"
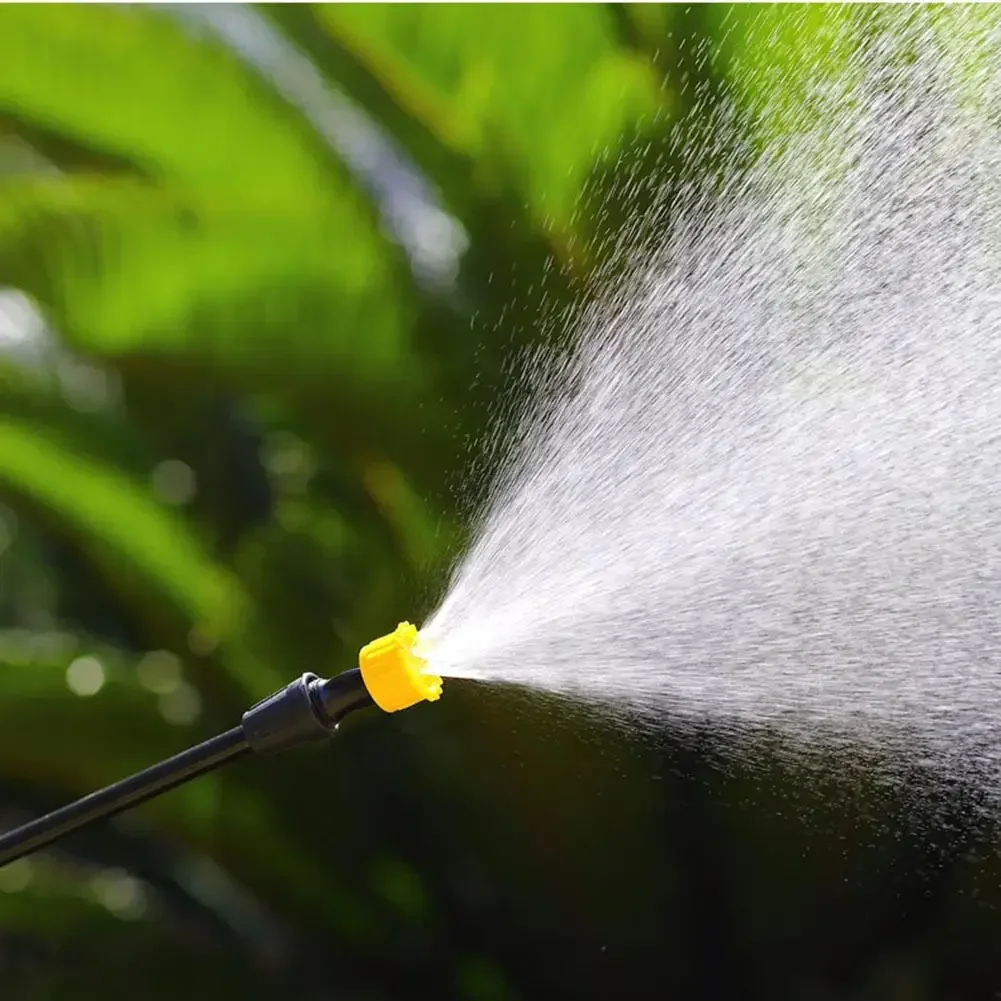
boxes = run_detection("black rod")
[0,726,250,867]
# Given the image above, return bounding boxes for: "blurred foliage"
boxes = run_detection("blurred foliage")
[0,5,998,1001]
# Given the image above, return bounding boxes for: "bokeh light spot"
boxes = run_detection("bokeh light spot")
[90,868,147,920]
[137,650,182,695]
[66,656,105,697]
[0,859,33,893]
[158,681,202,725]
[151,460,197,506]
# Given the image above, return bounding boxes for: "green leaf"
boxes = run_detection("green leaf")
[0,5,338,197]
[0,177,457,484]
[0,639,188,786]
[0,358,149,477]
[0,179,408,370]
[0,419,270,684]
[276,4,664,230]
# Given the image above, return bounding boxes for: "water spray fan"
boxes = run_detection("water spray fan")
[0,623,442,867]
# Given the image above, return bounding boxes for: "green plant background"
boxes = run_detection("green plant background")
[0,5,999,1000]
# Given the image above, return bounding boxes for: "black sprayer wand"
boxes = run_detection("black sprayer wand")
[0,622,442,867]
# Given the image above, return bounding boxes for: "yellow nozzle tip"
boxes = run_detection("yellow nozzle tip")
[358,622,443,713]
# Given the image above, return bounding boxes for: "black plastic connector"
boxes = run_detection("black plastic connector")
[241,673,328,753]
[240,669,374,754]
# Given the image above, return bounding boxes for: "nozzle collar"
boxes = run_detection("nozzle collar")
[358,622,442,712]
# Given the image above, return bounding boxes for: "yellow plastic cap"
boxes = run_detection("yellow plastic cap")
[358,622,443,713]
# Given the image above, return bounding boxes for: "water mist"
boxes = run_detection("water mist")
[421,11,1001,801]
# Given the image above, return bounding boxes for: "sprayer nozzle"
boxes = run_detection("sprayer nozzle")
[358,622,442,712]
